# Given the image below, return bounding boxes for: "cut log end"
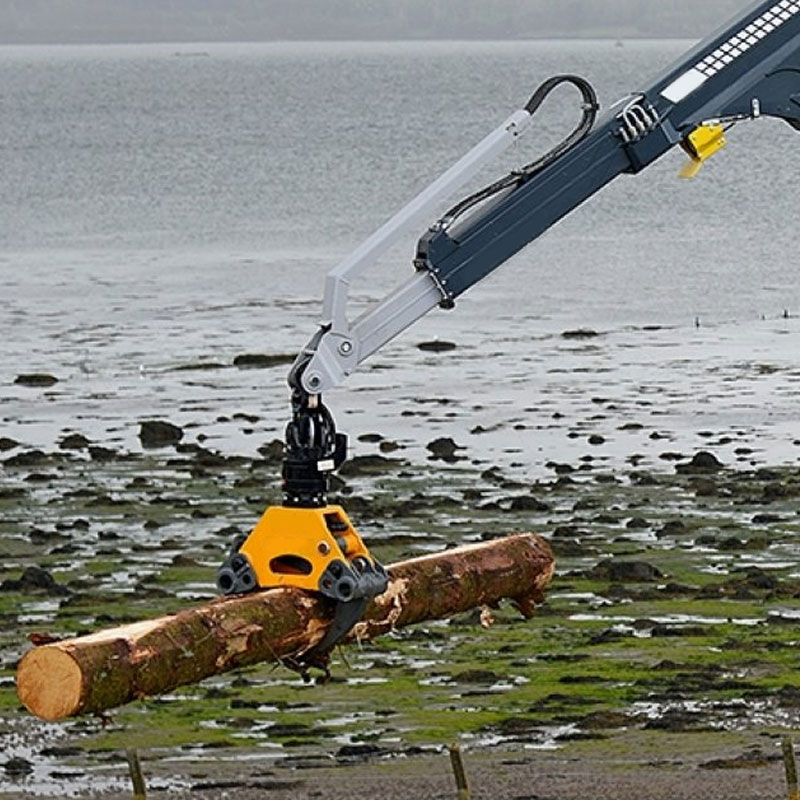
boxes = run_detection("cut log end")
[16,647,83,721]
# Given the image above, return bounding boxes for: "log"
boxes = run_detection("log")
[16,533,553,722]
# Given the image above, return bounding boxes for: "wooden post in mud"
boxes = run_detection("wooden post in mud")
[448,743,472,800]
[783,736,799,800]
[16,533,553,722]
[125,749,147,800]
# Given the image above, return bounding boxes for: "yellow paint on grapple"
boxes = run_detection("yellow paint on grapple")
[237,505,372,592]
[679,123,726,179]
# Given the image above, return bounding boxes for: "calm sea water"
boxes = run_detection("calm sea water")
[1,40,798,470]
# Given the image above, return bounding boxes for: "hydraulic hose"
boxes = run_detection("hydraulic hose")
[438,74,599,229]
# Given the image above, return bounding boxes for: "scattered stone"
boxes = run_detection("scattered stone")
[506,495,550,512]
[0,437,20,452]
[561,329,599,339]
[0,566,69,596]
[379,440,401,453]
[357,433,383,443]
[417,340,457,353]
[588,434,605,446]
[14,373,58,387]
[336,743,388,760]
[233,353,295,369]
[338,455,402,477]
[59,433,90,450]
[139,420,184,448]
[89,446,116,461]
[452,669,500,684]
[625,517,649,529]
[656,519,688,538]
[752,512,783,524]
[494,717,541,736]
[3,449,49,467]
[426,437,465,463]
[676,451,724,473]
[589,559,663,582]
[3,757,33,776]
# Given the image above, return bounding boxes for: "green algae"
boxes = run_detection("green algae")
[2,449,800,783]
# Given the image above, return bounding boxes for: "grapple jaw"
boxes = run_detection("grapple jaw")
[216,505,387,602]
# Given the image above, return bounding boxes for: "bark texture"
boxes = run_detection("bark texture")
[16,533,553,721]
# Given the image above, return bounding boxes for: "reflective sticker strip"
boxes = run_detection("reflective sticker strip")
[661,68,708,103]
[661,0,800,103]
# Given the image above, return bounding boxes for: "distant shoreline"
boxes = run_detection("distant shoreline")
[0,36,697,48]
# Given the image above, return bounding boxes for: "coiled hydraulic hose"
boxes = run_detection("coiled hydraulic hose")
[438,74,599,229]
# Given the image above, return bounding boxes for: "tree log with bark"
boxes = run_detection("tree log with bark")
[16,533,554,722]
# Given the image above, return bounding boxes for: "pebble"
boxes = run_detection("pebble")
[426,437,465,463]
[14,373,58,387]
[417,340,457,353]
[3,757,33,776]
[59,433,90,450]
[676,450,724,473]
[232,353,295,368]
[138,420,184,448]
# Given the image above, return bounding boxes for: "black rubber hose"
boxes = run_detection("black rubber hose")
[438,74,599,229]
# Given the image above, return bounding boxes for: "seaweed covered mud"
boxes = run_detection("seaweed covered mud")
[2,314,800,798]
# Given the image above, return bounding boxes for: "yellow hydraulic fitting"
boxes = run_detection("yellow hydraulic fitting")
[679,123,726,179]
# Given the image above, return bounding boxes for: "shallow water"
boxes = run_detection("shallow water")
[2,39,799,479]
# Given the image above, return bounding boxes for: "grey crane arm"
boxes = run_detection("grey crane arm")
[291,0,800,398]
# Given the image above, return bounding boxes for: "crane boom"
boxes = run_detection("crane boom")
[299,0,800,396]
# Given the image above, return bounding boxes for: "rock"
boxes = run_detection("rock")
[233,353,295,369]
[14,373,58,387]
[494,717,541,735]
[589,559,663,582]
[426,437,465,463]
[625,517,649,529]
[138,420,183,448]
[588,434,605,446]
[561,329,599,339]
[676,451,724,473]
[547,461,575,474]
[656,519,687,538]
[417,340,457,353]
[357,433,383,443]
[338,455,402,477]
[0,437,19,452]
[0,566,69,596]
[3,449,49,467]
[752,513,783,524]
[378,440,401,453]
[336,743,388,760]
[3,757,33,776]
[452,669,500,684]
[59,433,90,450]
[257,440,285,461]
[507,495,550,512]
[89,446,116,461]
